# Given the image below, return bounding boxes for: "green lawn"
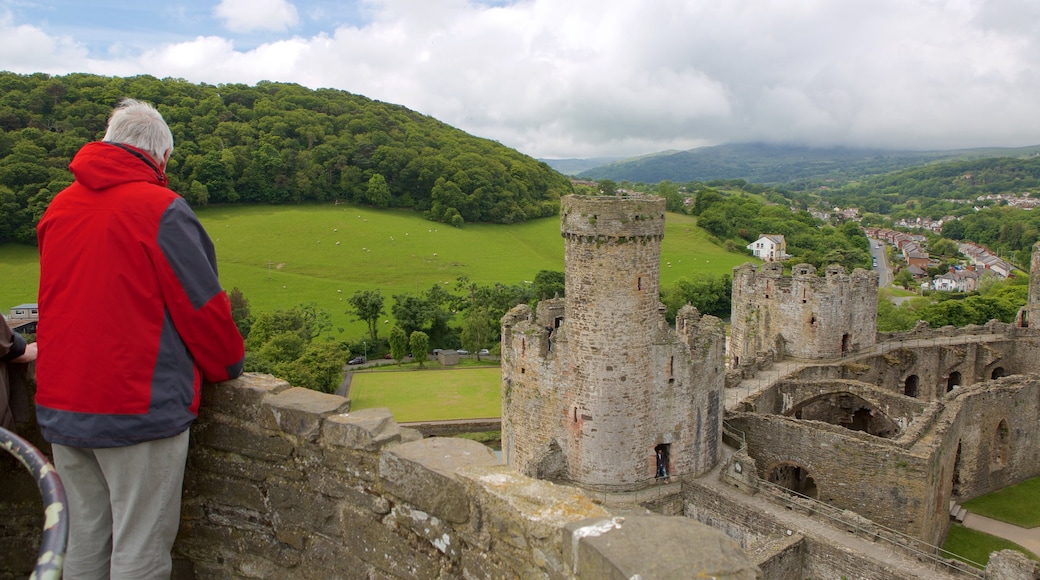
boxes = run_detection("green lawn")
[963,477,1040,528]
[0,202,755,341]
[942,523,1036,568]
[348,366,501,422]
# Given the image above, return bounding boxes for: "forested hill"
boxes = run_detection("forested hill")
[821,155,1040,213]
[0,72,572,243]
[575,142,1040,185]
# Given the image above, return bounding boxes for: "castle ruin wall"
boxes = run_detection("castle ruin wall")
[729,374,1040,548]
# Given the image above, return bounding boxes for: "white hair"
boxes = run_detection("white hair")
[102,98,174,165]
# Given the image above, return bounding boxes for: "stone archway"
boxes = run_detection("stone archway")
[767,462,819,499]
[786,392,901,438]
[904,375,919,398]
[991,367,1006,380]
[946,371,962,393]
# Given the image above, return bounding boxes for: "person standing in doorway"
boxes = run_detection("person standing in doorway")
[35,98,244,579]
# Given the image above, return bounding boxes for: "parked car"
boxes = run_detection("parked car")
[348,356,366,365]
[456,349,469,355]
[383,353,392,359]
[478,349,490,356]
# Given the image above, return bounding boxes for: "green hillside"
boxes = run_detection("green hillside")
[0,203,755,341]
[0,71,572,244]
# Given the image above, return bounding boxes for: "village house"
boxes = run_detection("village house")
[746,234,787,261]
[931,268,982,292]
[8,304,38,319]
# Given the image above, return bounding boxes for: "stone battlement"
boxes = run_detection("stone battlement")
[0,370,756,579]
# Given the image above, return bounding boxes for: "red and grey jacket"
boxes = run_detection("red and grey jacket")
[35,142,244,448]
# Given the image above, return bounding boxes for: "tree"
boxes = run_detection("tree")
[460,307,494,360]
[391,284,456,347]
[274,341,349,393]
[227,287,252,339]
[409,331,430,368]
[657,180,683,212]
[362,173,392,208]
[894,268,916,290]
[243,304,342,392]
[661,274,731,320]
[348,289,385,342]
[388,325,408,364]
[532,270,565,301]
[598,179,617,196]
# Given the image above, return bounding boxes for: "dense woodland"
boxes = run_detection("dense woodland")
[0,71,573,243]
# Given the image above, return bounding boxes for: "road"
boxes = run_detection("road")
[868,237,891,287]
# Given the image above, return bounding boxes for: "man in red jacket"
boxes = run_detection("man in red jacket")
[36,98,245,579]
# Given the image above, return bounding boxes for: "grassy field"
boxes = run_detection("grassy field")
[963,477,1040,528]
[0,202,755,340]
[348,365,501,422]
[942,524,1036,568]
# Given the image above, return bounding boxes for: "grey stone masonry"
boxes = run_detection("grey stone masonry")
[730,262,878,366]
[502,195,726,491]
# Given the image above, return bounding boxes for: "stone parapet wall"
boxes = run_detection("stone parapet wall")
[1,371,758,579]
[184,374,759,578]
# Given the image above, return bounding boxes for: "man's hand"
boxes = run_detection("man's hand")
[11,342,37,363]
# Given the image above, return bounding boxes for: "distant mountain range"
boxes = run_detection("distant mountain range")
[541,143,1040,185]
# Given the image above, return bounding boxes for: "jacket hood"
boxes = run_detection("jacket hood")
[69,142,168,190]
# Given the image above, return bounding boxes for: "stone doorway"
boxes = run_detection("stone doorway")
[767,462,819,499]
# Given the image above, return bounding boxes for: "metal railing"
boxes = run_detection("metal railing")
[1,426,67,579]
[755,478,985,578]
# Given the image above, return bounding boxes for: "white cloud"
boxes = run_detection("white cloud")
[4,1,1040,158]
[0,11,89,72]
[214,0,299,33]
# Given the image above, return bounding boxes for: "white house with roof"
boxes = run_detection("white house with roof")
[747,234,787,262]
[931,269,981,293]
[8,303,38,319]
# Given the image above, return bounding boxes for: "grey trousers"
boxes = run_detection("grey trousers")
[52,429,190,580]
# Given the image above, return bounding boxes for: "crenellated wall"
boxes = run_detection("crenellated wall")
[0,371,758,579]
[730,262,879,366]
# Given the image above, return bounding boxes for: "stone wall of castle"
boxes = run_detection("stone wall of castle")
[730,263,879,365]
[0,372,757,579]
[728,375,1040,547]
[788,327,1040,402]
[501,195,726,490]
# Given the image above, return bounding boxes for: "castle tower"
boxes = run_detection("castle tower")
[501,195,726,490]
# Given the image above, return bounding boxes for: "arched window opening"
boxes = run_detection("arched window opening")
[992,419,1010,469]
[991,367,1006,380]
[947,371,962,393]
[904,375,919,398]
[768,463,819,499]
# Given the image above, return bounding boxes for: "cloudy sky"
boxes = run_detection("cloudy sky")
[2,0,1040,158]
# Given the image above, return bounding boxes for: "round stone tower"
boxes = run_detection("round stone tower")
[560,195,666,486]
